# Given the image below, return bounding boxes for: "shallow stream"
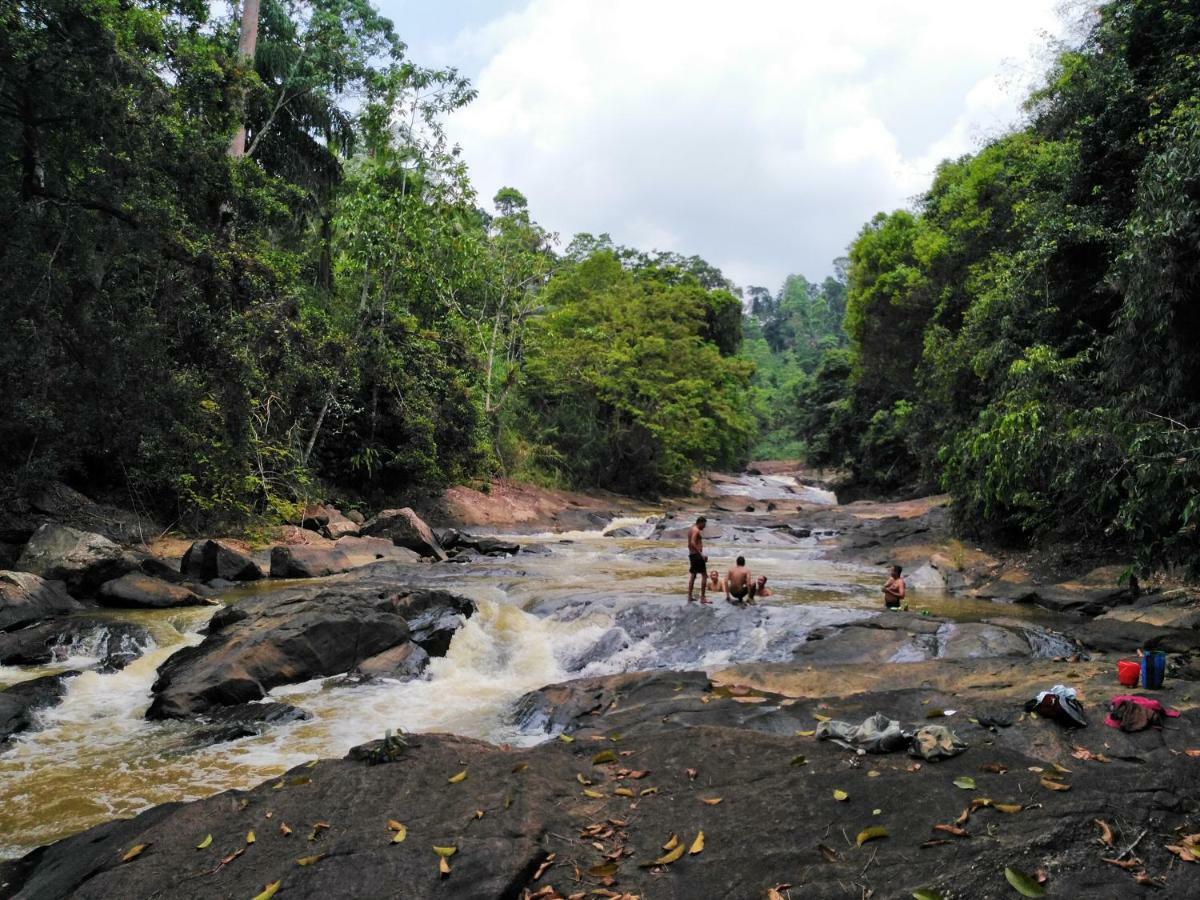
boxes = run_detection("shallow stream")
[0,477,1060,858]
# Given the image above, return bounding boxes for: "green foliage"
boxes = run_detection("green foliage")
[0,0,760,525]
[741,270,848,459]
[800,0,1200,574]
[518,253,753,493]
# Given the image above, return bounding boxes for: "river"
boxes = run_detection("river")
[0,476,1060,860]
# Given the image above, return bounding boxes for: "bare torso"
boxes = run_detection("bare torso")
[727,566,751,593]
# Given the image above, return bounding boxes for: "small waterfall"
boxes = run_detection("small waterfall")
[48,624,156,670]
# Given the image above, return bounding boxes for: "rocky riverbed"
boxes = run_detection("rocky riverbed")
[1,471,1199,898]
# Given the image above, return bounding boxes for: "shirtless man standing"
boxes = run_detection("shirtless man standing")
[725,556,756,605]
[686,516,710,604]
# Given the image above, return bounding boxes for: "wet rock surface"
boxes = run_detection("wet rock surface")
[97,572,211,609]
[0,618,153,670]
[146,584,475,719]
[0,571,82,632]
[188,703,312,747]
[5,668,1198,899]
[0,672,79,744]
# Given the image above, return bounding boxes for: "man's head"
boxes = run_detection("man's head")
[736,556,745,567]
[696,516,707,530]
[756,575,767,587]
[891,564,903,577]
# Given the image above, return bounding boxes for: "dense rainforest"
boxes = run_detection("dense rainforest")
[0,0,751,526]
[3,0,1199,578]
[793,0,1200,576]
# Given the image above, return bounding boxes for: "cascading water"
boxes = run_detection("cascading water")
[0,486,1068,860]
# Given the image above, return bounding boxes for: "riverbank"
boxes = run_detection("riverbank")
[2,469,1199,898]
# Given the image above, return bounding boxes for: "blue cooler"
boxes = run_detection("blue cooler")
[1140,651,1166,689]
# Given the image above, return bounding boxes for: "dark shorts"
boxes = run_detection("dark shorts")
[689,552,707,575]
[729,585,749,601]
[885,598,901,609]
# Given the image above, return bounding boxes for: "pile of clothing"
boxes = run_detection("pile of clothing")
[1024,684,1088,728]
[816,712,967,761]
[1104,695,1181,732]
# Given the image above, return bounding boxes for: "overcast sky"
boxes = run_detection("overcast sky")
[379,1,1070,291]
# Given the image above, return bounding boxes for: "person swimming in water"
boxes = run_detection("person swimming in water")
[708,569,724,594]
[754,575,773,598]
[882,564,906,609]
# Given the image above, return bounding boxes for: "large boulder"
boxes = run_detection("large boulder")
[323,513,360,541]
[1,671,79,744]
[361,508,446,560]
[97,572,210,609]
[0,570,83,631]
[179,540,263,582]
[15,524,136,595]
[268,545,354,578]
[269,539,421,577]
[146,588,473,719]
[299,504,360,540]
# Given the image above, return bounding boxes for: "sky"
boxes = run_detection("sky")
[379,1,1072,291]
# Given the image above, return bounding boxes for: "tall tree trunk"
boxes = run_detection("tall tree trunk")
[228,0,262,158]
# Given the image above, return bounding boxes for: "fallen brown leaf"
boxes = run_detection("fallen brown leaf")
[1094,819,1115,848]
[933,824,969,837]
[817,844,839,863]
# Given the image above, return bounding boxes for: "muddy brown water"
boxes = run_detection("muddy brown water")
[0,479,1063,859]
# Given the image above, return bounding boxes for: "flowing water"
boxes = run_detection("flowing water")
[0,487,1060,859]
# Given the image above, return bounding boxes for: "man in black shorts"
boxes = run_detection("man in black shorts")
[686,516,710,604]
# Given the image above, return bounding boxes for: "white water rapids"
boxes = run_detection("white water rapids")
[0,504,1054,858]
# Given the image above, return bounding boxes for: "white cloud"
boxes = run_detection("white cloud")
[443,0,1065,290]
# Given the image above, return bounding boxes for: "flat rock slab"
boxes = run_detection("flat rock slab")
[98,572,210,609]
[146,587,474,719]
[6,670,1199,900]
[0,570,82,632]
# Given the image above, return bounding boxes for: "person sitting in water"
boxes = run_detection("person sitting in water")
[725,556,756,605]
[708,569,725,594]
[755,575,773,598]
[882,564,906,609]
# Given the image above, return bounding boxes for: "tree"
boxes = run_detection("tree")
[228,0,262,157]
[520,252,753,492]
